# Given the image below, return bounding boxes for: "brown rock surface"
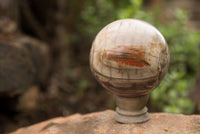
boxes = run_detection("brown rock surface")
[11,110,200,134]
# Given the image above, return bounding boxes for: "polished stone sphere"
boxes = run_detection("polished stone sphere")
[90,19,169,97]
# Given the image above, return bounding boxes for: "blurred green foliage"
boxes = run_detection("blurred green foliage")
[69,0,200,114]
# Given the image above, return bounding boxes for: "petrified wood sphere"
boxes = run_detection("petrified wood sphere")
[90,19,169,97]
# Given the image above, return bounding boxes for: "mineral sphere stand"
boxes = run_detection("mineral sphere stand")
[90,19,169,124]
[115,95,150,124]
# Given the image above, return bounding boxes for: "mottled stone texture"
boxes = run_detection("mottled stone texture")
[11,110,200,134]
[90,19,169,97]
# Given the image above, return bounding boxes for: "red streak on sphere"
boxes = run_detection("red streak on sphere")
[105,46,150,67]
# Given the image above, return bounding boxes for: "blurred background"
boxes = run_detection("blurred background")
[0,0,200,133]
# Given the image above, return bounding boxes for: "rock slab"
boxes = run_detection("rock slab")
[11,110,200,134]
